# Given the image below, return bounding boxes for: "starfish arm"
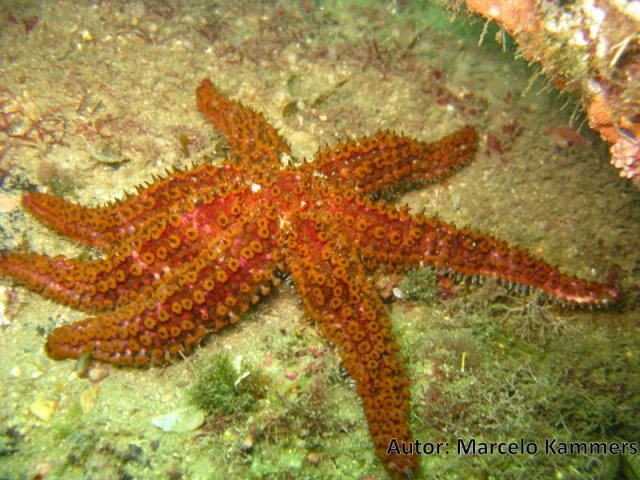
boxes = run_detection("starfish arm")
[196,79,291,167]
[0,252,118,312]
[407,219,619,305]
[46,223,282,366]
[285,216,419,479]
[309,126,477,194]
[21,163,242,247]
[311,184,617,306]
[1,186,281,313]
[337,198,618,305]
[415,221,619,305]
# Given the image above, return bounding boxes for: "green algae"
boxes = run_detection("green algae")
[189,353,266,417]
[398,268,440,304]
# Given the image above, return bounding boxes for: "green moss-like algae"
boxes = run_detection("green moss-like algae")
[189,353,266,416]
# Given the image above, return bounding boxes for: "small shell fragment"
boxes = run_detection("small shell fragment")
[151,406,205,433]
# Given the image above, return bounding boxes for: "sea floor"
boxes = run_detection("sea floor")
[0,1,638,479]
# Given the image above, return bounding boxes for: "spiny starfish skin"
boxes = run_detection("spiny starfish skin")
[0,79,618,478]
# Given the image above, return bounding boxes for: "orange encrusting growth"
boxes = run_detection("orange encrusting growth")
[0,78,618,479]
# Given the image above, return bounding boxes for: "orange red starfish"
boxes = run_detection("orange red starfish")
[0,79,618,478]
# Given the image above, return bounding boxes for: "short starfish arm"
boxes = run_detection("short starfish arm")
[308,126,477,194]
[196,79,291,167]
[46,225,283,367]
[342,202,618,306]
[285,217,419,479]
[21,163,242,248]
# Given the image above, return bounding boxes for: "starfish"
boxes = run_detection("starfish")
[0,79,618,478]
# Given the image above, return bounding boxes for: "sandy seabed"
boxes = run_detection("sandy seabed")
[0,1,638,479]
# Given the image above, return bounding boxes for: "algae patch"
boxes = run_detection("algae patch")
[188,353,266,417]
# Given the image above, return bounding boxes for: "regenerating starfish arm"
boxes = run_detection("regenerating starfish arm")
[285,214,420,479]
[309,126,478,194]
[196,79,291,167]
